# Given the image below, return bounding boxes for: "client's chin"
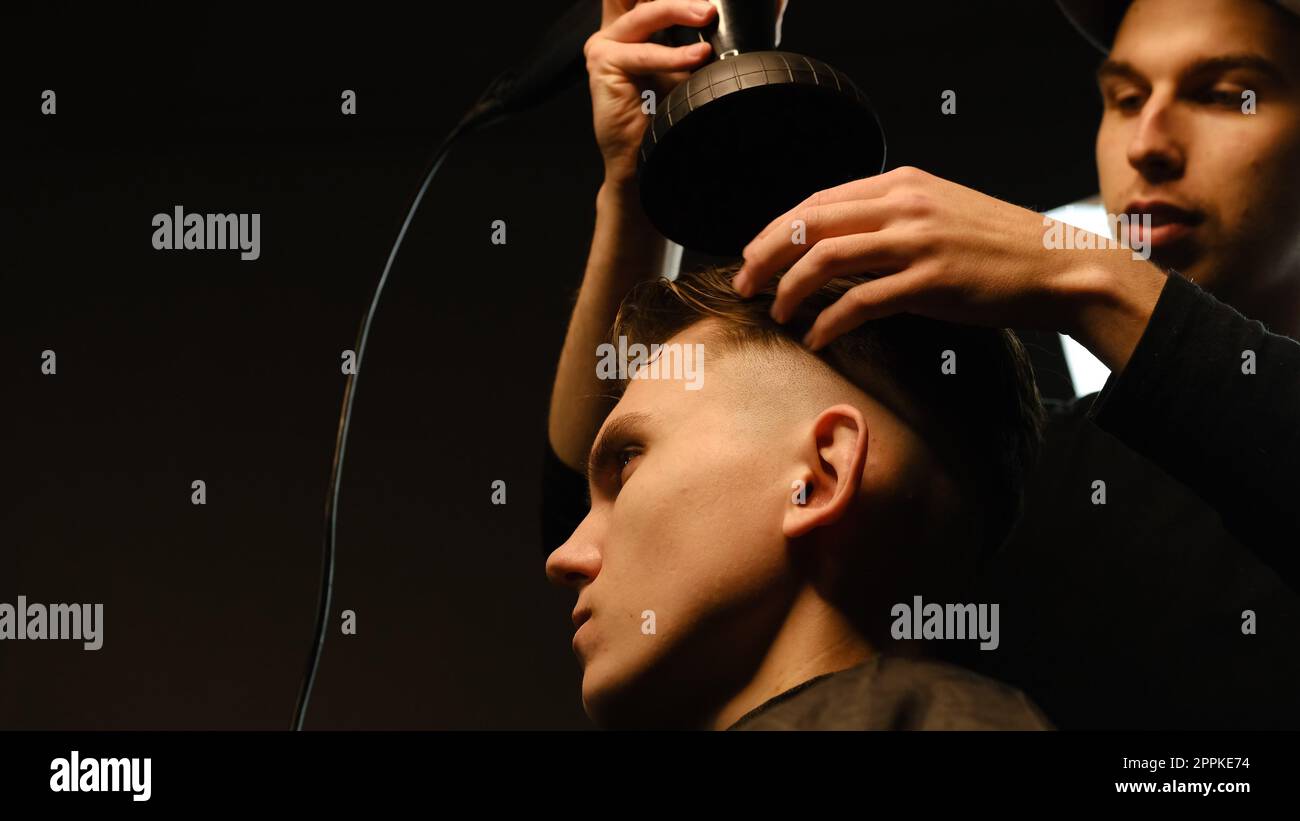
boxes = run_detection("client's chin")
[581,648,728,730]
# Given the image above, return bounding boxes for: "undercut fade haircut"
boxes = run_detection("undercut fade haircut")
[609,262,1047,562]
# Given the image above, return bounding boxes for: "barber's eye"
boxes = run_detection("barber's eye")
[1114,92,1144,113]
[1199,87,1244,107]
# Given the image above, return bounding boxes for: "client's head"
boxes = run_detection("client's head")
[545,262,1045,729]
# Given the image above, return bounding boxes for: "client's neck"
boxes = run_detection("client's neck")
[703,589,876,730]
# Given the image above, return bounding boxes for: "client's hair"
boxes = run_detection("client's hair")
[609,262,1046,562]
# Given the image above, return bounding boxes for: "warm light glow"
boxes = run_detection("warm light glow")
[1043,196,1113,398]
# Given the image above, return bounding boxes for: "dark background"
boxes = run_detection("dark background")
[5,1,1295,729]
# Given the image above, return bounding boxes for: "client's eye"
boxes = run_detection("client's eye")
[617,448,642,485]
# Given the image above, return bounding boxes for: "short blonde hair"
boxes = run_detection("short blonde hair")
[610,262,1046,561]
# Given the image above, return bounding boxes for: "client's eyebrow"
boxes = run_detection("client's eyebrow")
[587,411,657,489]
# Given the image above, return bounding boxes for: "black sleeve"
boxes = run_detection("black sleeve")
[1085,269,1300,588]
[541,443,590,557]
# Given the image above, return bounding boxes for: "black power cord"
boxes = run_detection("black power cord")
[290,119,466,731]
[290,0,603,732]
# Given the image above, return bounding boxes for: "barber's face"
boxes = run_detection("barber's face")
[1096,0,1300,296]
[544,326,795,728]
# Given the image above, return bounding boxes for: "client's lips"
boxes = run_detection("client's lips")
[571,608,592,657]
[572,608,591,629]
[1124,200,1204,248]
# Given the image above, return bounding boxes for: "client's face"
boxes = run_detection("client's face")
[545,323,803,728]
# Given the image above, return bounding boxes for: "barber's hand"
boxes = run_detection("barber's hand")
[586,0,716,185]
[731,166,1167,372]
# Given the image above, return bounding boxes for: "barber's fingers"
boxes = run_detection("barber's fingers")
[747,167,933,249]
[803,268,931,351]
[650,69,692,99]
[735,198,898,296]
[592,40,712,77]
[769,231,919,323]
[600,0,637,27]
[601,0,716,44]
[589,1,715,78]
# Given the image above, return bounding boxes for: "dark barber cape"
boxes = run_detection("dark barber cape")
[725,655,1051,730]
[541,271,1300,729]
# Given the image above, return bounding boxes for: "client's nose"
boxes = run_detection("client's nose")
[544,512,603,589]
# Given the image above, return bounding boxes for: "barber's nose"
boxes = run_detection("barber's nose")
[545,513,603,589]
[1127,93,1186,183]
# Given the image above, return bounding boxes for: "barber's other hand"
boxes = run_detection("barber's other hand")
[731,166,1167,372]
[587,0,716,186]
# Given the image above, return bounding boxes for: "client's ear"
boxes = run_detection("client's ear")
[783,404,869,539]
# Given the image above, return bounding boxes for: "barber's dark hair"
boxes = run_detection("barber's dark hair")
[610,262,1047,562]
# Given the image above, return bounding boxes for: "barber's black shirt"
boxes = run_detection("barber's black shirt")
[541,271,1300,729]
[949,270,1300,729]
